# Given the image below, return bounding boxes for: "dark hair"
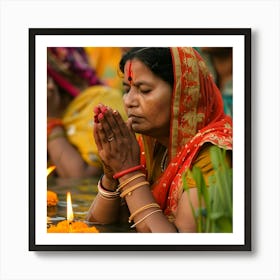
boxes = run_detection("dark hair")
[119,47,174,87]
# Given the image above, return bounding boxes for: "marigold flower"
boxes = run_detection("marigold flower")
[47,190,59,207]
[47,220,99,233]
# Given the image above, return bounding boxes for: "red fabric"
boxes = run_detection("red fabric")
[47,47,102,97]
[47,65,80,97]
[140,48,233,217]
[47,118,64,136]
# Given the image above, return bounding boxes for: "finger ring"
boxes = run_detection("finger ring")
[107,136,114,142]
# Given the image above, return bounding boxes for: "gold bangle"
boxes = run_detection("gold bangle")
[120,181,149,199]
[128,202,160,223]
[130,209,162,229]
[48,131,66,142]
[97,179,120,199]
[116,173,146,192]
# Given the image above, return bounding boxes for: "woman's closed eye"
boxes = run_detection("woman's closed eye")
[123,85,151,95]
[139,87,151,94]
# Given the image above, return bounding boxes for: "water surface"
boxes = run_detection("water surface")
[47,176,135,233]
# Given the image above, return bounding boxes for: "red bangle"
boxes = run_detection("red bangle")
[113,165,144,179]
[47,118,63,136]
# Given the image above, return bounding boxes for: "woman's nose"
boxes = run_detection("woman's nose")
[123,88,138,108]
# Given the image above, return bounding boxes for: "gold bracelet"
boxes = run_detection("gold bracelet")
[48,131,66,142]
[116,173,146,192]
[120,181,149,199]
[130,209,162,229]
[128,202,160,223]
[97,179,120,199]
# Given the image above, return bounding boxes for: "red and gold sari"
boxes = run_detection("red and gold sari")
[139,47,232,220]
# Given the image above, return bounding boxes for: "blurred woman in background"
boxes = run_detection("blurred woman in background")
[47,47,127,178]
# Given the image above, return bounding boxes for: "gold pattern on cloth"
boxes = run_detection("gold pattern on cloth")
[170,47,205,158]
[150,47,232,217]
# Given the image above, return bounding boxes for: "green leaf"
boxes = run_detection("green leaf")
[182,145,233,233]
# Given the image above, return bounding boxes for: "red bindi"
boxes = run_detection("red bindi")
[128,61,133,84]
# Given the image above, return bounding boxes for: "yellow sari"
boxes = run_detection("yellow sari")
[62,85,127,168]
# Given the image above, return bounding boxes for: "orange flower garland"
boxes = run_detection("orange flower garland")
[47,220,99,233]
[47,189,99,233]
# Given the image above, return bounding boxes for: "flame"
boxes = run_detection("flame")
[66,192,74,223]
[47,165,56,177]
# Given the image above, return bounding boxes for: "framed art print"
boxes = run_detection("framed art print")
[29,28,251,251]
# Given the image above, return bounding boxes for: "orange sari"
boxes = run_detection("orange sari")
[139,47,232,220]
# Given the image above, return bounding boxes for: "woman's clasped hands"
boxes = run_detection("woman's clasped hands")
[93,104,141,188]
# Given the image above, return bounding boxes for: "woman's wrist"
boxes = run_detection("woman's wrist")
[101,174,118,192]
[47,117,64,136]
[47,126,66,142]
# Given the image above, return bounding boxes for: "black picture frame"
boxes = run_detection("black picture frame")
[29,28,251,251]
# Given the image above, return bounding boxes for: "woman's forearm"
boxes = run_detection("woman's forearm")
[86,172,177,231]
[86,193,121,224]
[47,127,101,178]
[119,172,177,233]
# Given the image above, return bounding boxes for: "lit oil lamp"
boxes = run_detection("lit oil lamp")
[47,191,99,233]
[67,191,74,232]
[47,165,56,176]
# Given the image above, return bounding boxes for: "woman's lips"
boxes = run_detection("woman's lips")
[128,115,143,124]
[128,114,141,119]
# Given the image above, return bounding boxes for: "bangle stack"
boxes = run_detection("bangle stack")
[116,173,146,192]
[117,173,147,198]
[120,181,149,198]
[128,202,160,223]
[97,177,120,200]
[130,209,162,229]
[97,171,163,229]
[128,202,162,228]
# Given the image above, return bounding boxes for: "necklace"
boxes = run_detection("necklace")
[160,148,168,172]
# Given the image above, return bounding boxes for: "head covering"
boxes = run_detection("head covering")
[139,47,233,217]
[47,47,102,97]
